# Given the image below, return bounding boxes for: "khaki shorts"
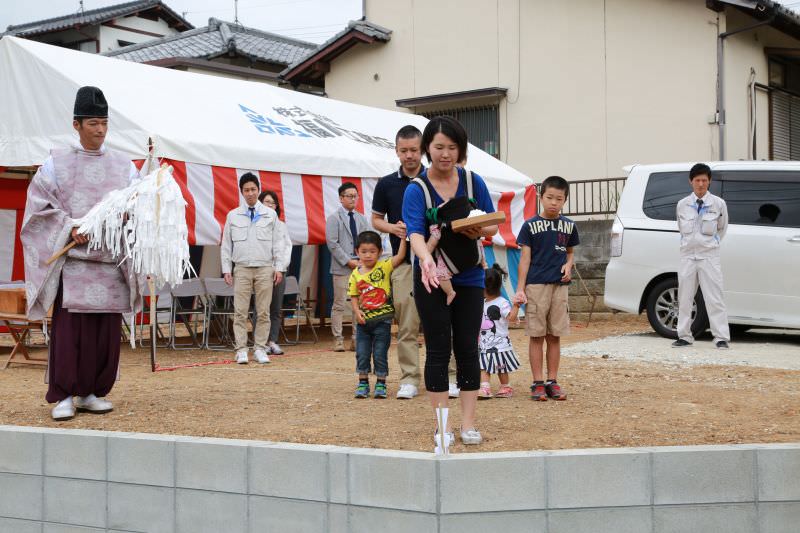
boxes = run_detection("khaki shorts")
[525,284,570,337]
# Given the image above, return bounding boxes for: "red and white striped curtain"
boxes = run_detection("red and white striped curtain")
[1,160,537,281]
[0,177,29,282]
[160,159,537,248]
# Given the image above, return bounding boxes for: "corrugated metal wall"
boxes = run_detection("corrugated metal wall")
[770,90,800,160]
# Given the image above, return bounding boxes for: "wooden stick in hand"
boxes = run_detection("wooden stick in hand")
[45,241,77,266]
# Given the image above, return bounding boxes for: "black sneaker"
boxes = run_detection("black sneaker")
[671,339,692,348]
[716,341,730,349]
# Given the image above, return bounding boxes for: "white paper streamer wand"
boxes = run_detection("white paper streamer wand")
[44,160,194,367]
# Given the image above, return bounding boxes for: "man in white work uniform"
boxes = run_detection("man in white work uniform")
[673,163,730,349]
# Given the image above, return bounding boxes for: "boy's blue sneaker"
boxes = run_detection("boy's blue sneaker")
[354,381,369,399]
[374,382,387,398]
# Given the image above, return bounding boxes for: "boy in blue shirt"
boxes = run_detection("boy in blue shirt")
[514,176,579,401]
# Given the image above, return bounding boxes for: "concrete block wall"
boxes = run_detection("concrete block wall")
[571,219,613,313]
[0,426,797,532]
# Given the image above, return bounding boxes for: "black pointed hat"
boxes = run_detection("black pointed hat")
[73,86,108,118]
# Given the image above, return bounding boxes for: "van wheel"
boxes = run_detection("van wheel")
[645,278,709,339]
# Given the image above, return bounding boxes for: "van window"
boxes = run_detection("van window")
[717,172,800,228]
[642,172,721,220]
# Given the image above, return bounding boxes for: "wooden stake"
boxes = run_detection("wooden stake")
[436,402,448,456]
[149,163,167,372]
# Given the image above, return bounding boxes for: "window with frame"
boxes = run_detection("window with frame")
[642,172,721,221]
[421,105,500,158]
[715,171,800,228]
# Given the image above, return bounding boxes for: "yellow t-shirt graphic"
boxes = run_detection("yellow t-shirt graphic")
[348,259,395,323]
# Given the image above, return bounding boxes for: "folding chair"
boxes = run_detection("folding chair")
[280,275,318,344]
[169,278,207,350]
[0,314,47,369]
[121,314,132,344]
[138,284,172,348]
[203,277,236,350]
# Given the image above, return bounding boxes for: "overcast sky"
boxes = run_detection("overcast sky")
[0,0,364,44]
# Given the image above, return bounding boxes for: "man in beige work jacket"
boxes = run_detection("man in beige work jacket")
[673,163,730,349]
[221,173,286,364]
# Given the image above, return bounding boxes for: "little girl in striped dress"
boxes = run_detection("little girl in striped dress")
[478,264,520,398]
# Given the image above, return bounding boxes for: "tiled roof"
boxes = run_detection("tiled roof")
[104,18,317,67]
[346,20,392,42]
[281,19,391,82]
[710,1,800,40]
[284,19,391,72]
[4,0,193,37]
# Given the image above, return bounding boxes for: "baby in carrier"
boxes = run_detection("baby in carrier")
[426,199,487,305]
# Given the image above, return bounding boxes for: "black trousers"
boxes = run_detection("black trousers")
[414,269,483,392]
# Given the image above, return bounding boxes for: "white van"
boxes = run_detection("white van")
[605,162,800,338]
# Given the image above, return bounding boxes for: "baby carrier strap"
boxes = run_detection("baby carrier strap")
[411,169,475,214]
[464,169,474,202]
[412,175,434,211]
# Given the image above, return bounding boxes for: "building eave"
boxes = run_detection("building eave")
[707,0,800,40]
[395,88,509,109]
[143,57,282,81]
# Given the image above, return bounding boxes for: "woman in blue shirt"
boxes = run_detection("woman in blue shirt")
[402,116,498,447]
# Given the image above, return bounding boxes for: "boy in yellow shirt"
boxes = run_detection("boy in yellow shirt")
[349,231,407,398]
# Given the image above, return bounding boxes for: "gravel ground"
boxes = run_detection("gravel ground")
[2,315,798,451]
[563,328,800,369]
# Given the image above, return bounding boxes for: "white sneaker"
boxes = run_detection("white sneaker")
[236,349,249,364]
[268,341,284,355]
[254,348,270,364]
[396,383,418,399]
[51,396,75,421]
[74,394,113,414]
[460,427,482,445]
[448,383,460,398]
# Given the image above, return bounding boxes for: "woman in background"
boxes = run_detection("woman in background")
[260,190,293,354]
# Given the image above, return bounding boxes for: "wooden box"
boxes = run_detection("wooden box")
[0,288,26,315]
[451,211,506,233]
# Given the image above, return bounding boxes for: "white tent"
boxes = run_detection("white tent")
[0,36,529,191]
[0,36,536,291]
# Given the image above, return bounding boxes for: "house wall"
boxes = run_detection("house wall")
[602,0,716,174]
[324,0,800,181]
[35,26,99,52]
[98,15,180,53]
[26,14,180,54]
